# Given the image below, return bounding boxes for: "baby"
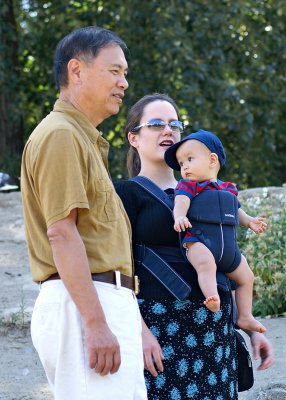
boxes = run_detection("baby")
[164,129,266,333]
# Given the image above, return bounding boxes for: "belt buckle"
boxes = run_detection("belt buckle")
[134,275,140,295]
[115,271,121,290]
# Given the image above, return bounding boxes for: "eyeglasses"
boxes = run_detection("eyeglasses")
[131,119,184,134]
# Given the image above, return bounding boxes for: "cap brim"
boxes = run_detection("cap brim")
[164,141,183,171]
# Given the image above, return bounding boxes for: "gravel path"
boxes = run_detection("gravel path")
[0,191,285,400]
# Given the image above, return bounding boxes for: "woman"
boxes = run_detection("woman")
[115,94,273,399]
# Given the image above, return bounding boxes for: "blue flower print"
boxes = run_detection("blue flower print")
[225,345,231,358]
[232,358,236,370]
[185,333,197,348]
[186,383,198,398]
[145,377,150,390]
[162,345,175,360]
[194,307,208,324]
[139,295,236,398]
[149,325,160,338]
[229,381,235,398]
[215,346,223,362]
[174,299,191,310]
[155,373,166,389]
[213,310,222,322]
[152,302,167,315]
[208,372,217,385]
[221,367,228,382]
[203,331,215,346]
[177,358,188,377]
[170,387,181,400]
[166,322,179,336]
[137,298,144,305]
[193,359,203,374]
[223,323,228,335]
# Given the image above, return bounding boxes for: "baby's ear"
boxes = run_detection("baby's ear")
[209,153,219,167]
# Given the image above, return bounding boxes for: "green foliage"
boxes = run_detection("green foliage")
[0,152,22,177]
[1,0,286,186]
[0,0,23,163]
[237,188,286,317]
[0,291,29,333]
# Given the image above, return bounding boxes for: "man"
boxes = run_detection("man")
[21,26,147,400]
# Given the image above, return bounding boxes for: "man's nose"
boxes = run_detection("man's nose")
[118,75,129,90]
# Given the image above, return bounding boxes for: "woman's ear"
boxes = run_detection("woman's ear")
[209,153,219,168]
[127,131,139,148]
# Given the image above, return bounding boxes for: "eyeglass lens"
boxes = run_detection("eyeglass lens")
[147,119,183,132]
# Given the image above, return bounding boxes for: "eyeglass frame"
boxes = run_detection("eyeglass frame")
[130,118,184,134]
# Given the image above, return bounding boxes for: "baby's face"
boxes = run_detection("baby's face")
[176,140,214,181]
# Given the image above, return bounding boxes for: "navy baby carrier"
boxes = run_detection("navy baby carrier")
[130,176,233,299]
[187,188,241,272]
[188,188,239,225]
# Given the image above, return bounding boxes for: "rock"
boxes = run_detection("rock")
[245,383,286,400]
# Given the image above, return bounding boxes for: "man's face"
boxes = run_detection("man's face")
[78,44,128,126]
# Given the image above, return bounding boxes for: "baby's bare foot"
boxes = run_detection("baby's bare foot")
[237,316,267,333]
[204,295,220,312]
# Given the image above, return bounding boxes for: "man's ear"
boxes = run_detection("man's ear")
[127,131,139,148]
[67,58,82,84]
[209,153,219,167]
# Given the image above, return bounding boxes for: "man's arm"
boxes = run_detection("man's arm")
[47,208,121,376]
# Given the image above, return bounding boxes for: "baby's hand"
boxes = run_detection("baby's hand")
[249,216,267,234]
[174,216,192,232]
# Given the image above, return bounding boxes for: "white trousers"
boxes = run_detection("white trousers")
[31,280,147,400]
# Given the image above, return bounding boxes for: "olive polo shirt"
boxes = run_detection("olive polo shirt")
[21,100,133,282]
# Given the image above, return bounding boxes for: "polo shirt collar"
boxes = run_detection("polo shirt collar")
[53,99,104,144]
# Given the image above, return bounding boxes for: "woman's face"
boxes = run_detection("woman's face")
[129,100,181,164]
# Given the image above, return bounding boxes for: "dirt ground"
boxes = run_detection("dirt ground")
[0,191,285,400]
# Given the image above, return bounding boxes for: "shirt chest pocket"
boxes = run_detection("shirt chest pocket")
[94,179,119,222]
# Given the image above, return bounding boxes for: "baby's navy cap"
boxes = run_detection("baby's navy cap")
[164,129,226,171]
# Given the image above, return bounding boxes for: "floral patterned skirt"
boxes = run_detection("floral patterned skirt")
[138,294,238,400]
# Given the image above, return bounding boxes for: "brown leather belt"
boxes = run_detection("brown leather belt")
[40,271,140,294]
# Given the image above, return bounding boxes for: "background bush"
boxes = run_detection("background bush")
[237,187,286,317]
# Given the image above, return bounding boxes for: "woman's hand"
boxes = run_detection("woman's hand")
[249,331,274,370]
[141,318,164,377]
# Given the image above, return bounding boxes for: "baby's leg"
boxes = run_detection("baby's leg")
[186,242,220,312]
[227,255,266,333]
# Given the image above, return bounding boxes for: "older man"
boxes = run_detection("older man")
[21,26,146,400]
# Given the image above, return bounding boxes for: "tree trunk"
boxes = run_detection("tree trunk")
[0,0,23,162]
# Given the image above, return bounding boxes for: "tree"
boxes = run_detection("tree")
[0,0,23,169]
[1,0,285,186]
